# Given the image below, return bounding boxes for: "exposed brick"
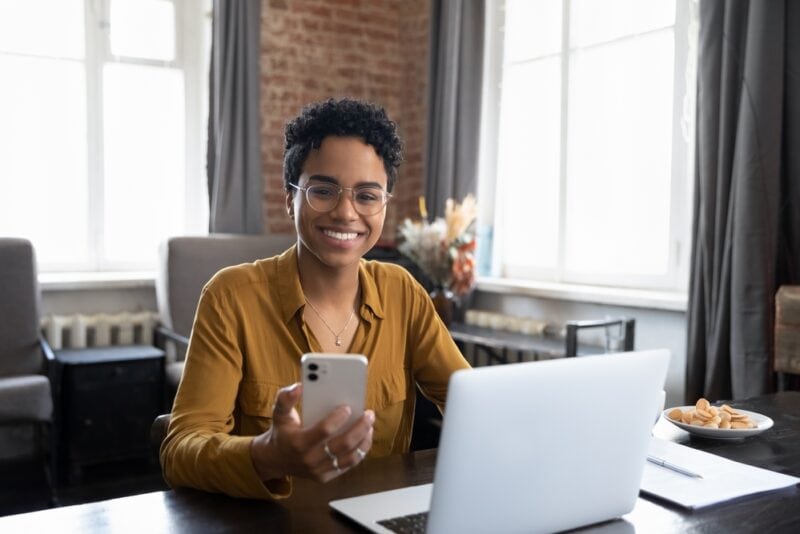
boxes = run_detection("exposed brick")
[260,0,428,236]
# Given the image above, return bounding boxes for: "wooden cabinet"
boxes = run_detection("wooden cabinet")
[54,345,164,483]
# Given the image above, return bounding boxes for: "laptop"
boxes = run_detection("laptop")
[330,349,670,534]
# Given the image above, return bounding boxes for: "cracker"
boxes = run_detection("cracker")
[668,398,755,432]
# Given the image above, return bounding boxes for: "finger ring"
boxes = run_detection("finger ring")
[324,443,341,473]
[356,447,366,460]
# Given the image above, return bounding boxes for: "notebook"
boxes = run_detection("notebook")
[330,349,671,534]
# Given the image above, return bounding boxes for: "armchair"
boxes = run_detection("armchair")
[155,233,295,398]
[0,238,57,495]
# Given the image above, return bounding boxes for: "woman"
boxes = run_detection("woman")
[161,98,470,499]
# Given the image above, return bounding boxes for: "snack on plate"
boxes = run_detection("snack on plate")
[667,398,756,429]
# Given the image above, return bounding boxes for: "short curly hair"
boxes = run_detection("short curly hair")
[283,98,404,193]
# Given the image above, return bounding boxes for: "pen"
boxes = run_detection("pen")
[647,455,704,479]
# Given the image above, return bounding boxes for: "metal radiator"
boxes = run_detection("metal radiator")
[41,311,159,349]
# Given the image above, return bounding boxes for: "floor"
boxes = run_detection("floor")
[0,457,168,518]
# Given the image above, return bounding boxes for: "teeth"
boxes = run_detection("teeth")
[323,229,358,241]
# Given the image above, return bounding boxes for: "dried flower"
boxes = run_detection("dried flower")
[398,194,478,296]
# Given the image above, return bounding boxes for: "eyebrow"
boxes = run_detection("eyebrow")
[307,174,386,189]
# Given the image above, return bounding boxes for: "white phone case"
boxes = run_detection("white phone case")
[300,353,368,432]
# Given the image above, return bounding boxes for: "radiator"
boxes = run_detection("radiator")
[41,311,160,350]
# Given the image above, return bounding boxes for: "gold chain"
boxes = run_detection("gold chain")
[304,297,356,347]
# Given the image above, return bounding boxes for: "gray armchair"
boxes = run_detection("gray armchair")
[0,238,56,493]
[155,233,296,398]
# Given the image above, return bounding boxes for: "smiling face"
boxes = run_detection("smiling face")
[287,136,389,273]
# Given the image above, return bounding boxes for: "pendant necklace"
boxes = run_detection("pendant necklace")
[304,297,356,347]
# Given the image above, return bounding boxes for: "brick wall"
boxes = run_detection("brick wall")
[260,0,430,241]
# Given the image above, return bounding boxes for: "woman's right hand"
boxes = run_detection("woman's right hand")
[249,382,375,484]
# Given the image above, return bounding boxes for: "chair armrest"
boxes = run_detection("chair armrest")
[154,324,190,349]
[565,318,628,329]
[39,335,56,363]
[39,335,60,410]
[150,413,172,457]
[39,335,57,381]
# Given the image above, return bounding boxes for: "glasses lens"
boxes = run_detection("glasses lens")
[353,186,387,215]
[303,184,389,214]
[306,184,340,212]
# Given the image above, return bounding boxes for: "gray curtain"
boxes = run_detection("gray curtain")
[686,0,800,401]
[207,0,263,234]
[424,0,485,218]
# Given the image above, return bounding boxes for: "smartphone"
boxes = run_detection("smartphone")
[300,353,368,432]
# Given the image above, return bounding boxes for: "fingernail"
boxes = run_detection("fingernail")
[366,410,375,424]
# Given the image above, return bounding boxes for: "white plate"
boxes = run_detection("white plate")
[661,406,774,439]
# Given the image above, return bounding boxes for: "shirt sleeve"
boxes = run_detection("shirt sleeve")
[408,283,471,409]
[159,283,291,500]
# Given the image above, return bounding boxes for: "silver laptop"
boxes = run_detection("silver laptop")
[330,349,670,534]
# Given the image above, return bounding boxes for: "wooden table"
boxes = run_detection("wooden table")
[3,392,799,533]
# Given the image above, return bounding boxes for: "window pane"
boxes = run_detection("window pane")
[504,0,562,62]
[565,30,674,276]
[110,0,175,61]
[103,63,184,266]
[0,55,89,267]
[0,0,84,58]
[571,0,675,48]
[496,58,561,270]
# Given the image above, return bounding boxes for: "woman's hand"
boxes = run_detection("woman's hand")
[250,383,374,483]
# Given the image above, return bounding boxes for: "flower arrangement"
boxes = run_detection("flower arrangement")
[397,194,478,297]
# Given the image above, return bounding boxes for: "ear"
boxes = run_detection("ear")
[285,189,294,218]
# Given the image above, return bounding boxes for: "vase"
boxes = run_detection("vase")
[430,286,457,327]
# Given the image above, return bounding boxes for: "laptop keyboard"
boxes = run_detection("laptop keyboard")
[377,511,429,533]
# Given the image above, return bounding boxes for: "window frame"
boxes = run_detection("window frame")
[0,0,209,274]
[86,0,209,273]
[477,0,695,293]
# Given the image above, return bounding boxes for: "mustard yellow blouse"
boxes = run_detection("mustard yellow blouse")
[160,246,470,500]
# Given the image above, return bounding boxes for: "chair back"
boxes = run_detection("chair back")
[156,233,295,354]
[565,317,635,357]
[0,238,42,376]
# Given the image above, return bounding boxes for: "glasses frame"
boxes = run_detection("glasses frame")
[290,182,392,216]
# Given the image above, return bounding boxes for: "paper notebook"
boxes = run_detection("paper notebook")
[640,437,800,509]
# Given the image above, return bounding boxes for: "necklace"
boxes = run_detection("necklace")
[304,297,356,346]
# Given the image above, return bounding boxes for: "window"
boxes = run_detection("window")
[0,0,210,273]
[478,0,696,291]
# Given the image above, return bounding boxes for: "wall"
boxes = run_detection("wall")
[259,0,430,240]
[473,291,688,406]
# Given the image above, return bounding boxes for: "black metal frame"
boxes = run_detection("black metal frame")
[565,317,635,358]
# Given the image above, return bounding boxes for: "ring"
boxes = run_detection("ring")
[356,448,367,460]
[324,443,341,473]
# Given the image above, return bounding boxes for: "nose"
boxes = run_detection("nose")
[329,188,359,220]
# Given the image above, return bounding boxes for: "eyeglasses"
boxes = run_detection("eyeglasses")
[290,182,392,216]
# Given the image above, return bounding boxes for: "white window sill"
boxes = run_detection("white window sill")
[476,276,688,312]
[39,271,156,291]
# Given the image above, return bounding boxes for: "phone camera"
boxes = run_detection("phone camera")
[309,363,319,371]
[308,373,318,381]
